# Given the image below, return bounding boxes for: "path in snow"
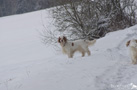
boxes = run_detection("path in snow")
[95,28,137,90]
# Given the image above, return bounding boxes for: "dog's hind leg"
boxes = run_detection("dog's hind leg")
[87,50,91,56]
[78,47,85,57]
[85,47,91,56]
[81,46,90,56]
[81,52,85,57]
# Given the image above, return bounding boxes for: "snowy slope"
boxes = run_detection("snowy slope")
[0,9,137,90]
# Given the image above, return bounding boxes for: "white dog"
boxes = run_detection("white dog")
[126,39,137,64]
[58,36,96,58]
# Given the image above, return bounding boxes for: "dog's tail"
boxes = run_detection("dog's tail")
[86,39,96,46]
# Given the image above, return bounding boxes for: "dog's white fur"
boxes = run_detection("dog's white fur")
[126,39,137,65]
[58,36,96,58]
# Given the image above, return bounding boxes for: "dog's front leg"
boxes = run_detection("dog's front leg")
[68,51,73,58]
[132,58,137,64]
[131,55,137,64]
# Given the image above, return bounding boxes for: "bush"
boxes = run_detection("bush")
[42,0,137,45]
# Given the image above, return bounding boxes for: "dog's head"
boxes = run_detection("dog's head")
[58,36,67,47]
[126,39,137,47]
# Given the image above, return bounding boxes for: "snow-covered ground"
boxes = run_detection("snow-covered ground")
[0,9,137,90]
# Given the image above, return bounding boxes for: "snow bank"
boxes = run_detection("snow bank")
[0,9,137,90]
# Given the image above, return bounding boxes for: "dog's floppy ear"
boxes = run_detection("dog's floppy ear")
[58,37,61,43]
[126,40,130,47]
[63,36,67,42]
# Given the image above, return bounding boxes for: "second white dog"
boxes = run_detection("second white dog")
[126,39,137,64]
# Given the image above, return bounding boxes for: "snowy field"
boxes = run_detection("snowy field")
[0,9,137,90]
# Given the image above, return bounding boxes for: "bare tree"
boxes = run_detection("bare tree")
[52,0,99,40]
